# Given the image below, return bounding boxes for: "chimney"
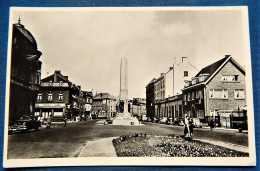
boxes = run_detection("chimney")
[55,70,61,74]
[169,67,173,71]
[64,76,68,81]
[225,55,231,58]
[77,86,81,90]
[54,70,61,82]
[182,57,188,62]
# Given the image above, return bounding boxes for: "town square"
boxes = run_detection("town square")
[3,7,255,167]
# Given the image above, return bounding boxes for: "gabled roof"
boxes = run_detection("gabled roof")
[183,55,245,90]
[93,93,115,100]
[41,71,69,83]
[196,55,245,84]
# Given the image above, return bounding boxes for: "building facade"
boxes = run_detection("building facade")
[83,91,93,119]
[131,98,146,120]
[35,70,88,122]
[145,78,156,119]
[154,57,198,120]
[92,93,117,119]
[9,19,42,123]
[182,55,247,128]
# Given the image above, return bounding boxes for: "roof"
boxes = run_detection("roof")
[195,56,230,80]
[183,55,245,90]
[41,71,70,83]
[93,93,115,100]
[13,23,37,47]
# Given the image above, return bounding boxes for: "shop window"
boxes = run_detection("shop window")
[234,90,245,99]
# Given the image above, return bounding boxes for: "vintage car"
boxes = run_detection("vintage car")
[8,116,41,134]
[159,117,168,124]
[173,117,184,126]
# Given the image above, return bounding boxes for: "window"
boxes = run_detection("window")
[209,89,228,99]
[58,92,63,101]
[184,71,188,77]
[197,110,204,119]
[49,80,53,86]
[192,92,195,100]
[234,90,245,99]
[221,75,239,82]
[37,93,42,101]
[47,93,53,101]
[188,93,190,101]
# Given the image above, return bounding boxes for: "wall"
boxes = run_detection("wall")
[206,60,246,116]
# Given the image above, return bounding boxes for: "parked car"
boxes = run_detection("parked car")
[166,118,174,125]
[8,115,41,134]
[193,118,202,128]
[159,117,168,124]
[152,117,159,123]
[174,117,184,126]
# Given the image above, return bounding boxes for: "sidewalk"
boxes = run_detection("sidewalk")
[77,137,117,157]
[193,138,249,153]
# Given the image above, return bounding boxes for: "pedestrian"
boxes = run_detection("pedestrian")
[64,114,67,127]
[46,115,52,129]
[184,114,190,137]
[209,117,215,130]
[189,117,194,137]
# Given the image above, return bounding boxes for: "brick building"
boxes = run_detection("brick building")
[9,18,42,123]
[182,55,247,128]
[92,93,117,119]
[35,70,88,122]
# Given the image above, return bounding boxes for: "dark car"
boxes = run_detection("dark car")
[9,116,41,134]
[174,117,184,126]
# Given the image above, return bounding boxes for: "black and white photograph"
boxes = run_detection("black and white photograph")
[3,7,256,167]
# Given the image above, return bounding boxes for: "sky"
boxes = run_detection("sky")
[10,8,249,99]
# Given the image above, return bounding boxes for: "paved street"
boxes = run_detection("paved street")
[7,120,248,159]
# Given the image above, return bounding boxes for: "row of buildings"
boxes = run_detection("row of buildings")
[9,18,147,123]
[9,19,94,123]
[146,56,247,128]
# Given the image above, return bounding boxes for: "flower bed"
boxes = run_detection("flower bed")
[112,134,249,157]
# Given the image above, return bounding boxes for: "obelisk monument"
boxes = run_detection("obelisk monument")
[112,58,140,125]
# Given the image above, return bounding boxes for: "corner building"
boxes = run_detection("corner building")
[182,55,247,128]
[9,19,42,123]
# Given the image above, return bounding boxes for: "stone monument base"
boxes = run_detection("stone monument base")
[112,113,141,126]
